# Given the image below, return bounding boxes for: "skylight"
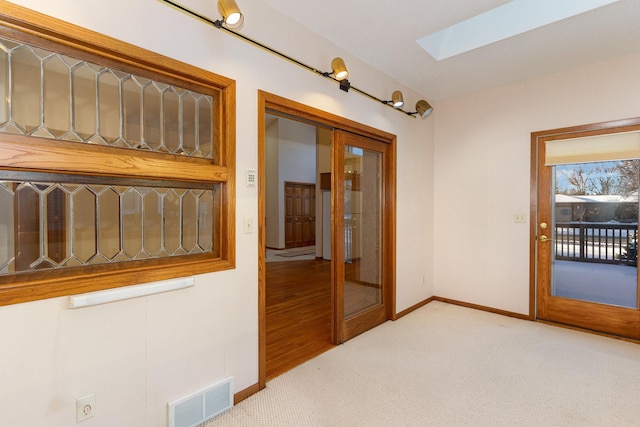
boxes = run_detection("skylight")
[416,0,621,61]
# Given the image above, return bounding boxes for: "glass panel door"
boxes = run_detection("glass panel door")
[334,130,390,342]
[535,126,640,340]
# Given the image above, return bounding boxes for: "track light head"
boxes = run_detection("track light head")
[331,57,349,81]
[391,91,404,108]
[218,0,244,29]
[413,99,433,119]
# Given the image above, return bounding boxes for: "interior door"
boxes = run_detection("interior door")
[284,182,316,248]
[334,130,392,342]
[535,123,640,339]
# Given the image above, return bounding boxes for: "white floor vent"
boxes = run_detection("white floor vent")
[168,377,233,427]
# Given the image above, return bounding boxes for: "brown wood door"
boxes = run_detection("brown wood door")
[284,182,316,248]
[534,120,640,340]
[334,130,393,342]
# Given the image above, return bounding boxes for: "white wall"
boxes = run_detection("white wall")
[276,118,317,248]
[265,119,280,248]
[0,1,435,426]
[265,117,316,249]
[434,51,640,315]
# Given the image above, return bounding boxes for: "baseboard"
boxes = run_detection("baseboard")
[537,318,640,345]
[234,382,260,405]
[393,296,436,320]
[433,296,532,321]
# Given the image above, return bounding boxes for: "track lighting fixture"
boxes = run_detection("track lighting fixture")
[410,100,434,119]
[217,0,244,29]
[383,90,404,108]
[392,91,404,108]
[330,57,349,81]
[160,0,434,119]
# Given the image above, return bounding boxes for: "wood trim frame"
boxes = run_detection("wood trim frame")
[433,297,531,321]
[0,2,236,305]
[258,91,397,390]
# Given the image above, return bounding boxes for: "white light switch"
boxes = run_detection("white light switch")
[243,217,254,234]
[514,214,526,223]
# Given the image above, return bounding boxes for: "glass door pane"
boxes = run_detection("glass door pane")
[551,160,638,309]
[344,145,382,318]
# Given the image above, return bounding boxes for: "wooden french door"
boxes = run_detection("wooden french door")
[534,119,640,340]
[284,182,316,248]
[334,130,392,342]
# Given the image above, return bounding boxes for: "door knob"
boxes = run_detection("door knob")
[539,235,552,242]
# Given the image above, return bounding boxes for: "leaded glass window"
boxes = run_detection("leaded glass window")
[0,4,235,306]
[0,35,214,159]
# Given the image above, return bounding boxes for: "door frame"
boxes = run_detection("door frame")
[258,91,396,390]
[530,117,640,336]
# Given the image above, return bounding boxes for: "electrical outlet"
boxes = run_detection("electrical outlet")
[76,393,95,423]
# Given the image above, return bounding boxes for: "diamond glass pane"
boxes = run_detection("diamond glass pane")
[0,183,15,273]
[163,88,180,153]
[198,96,213,158]
[182,93,197,155]
[164,189,181,254]
[98,187,120,260]
[122,188,143,259]
[143,189,163,257]
[143,83,162,151]
[72,62,97,141]
[71,185,97,263]
[15,184,40,270]
[98,70,121,144]
[44,55,71,138]
[182,191,198,252]
[198,190,214,252]
[0,47,8,126]
[12,46,41,134]
[123,77,142,145]
[45,186,68,264]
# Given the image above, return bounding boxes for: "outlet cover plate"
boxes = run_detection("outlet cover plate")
[76,393,95,423]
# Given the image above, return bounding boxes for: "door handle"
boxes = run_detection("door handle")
[539,235,553,242]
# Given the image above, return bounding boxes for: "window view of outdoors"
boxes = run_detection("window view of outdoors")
[552,160,639,308]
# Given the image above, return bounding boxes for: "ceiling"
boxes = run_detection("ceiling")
[262,0,640,101]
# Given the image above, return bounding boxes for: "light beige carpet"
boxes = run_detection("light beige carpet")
[204,301,640,426]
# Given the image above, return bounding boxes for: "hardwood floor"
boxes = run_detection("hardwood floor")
[266,258,334,380]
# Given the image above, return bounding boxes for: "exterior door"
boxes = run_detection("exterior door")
[334,130,392,342]
[284,182,316,248]
[534,120,640,339]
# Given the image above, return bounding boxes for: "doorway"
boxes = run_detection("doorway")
[258,91,396,389]
[532,118,640,339]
